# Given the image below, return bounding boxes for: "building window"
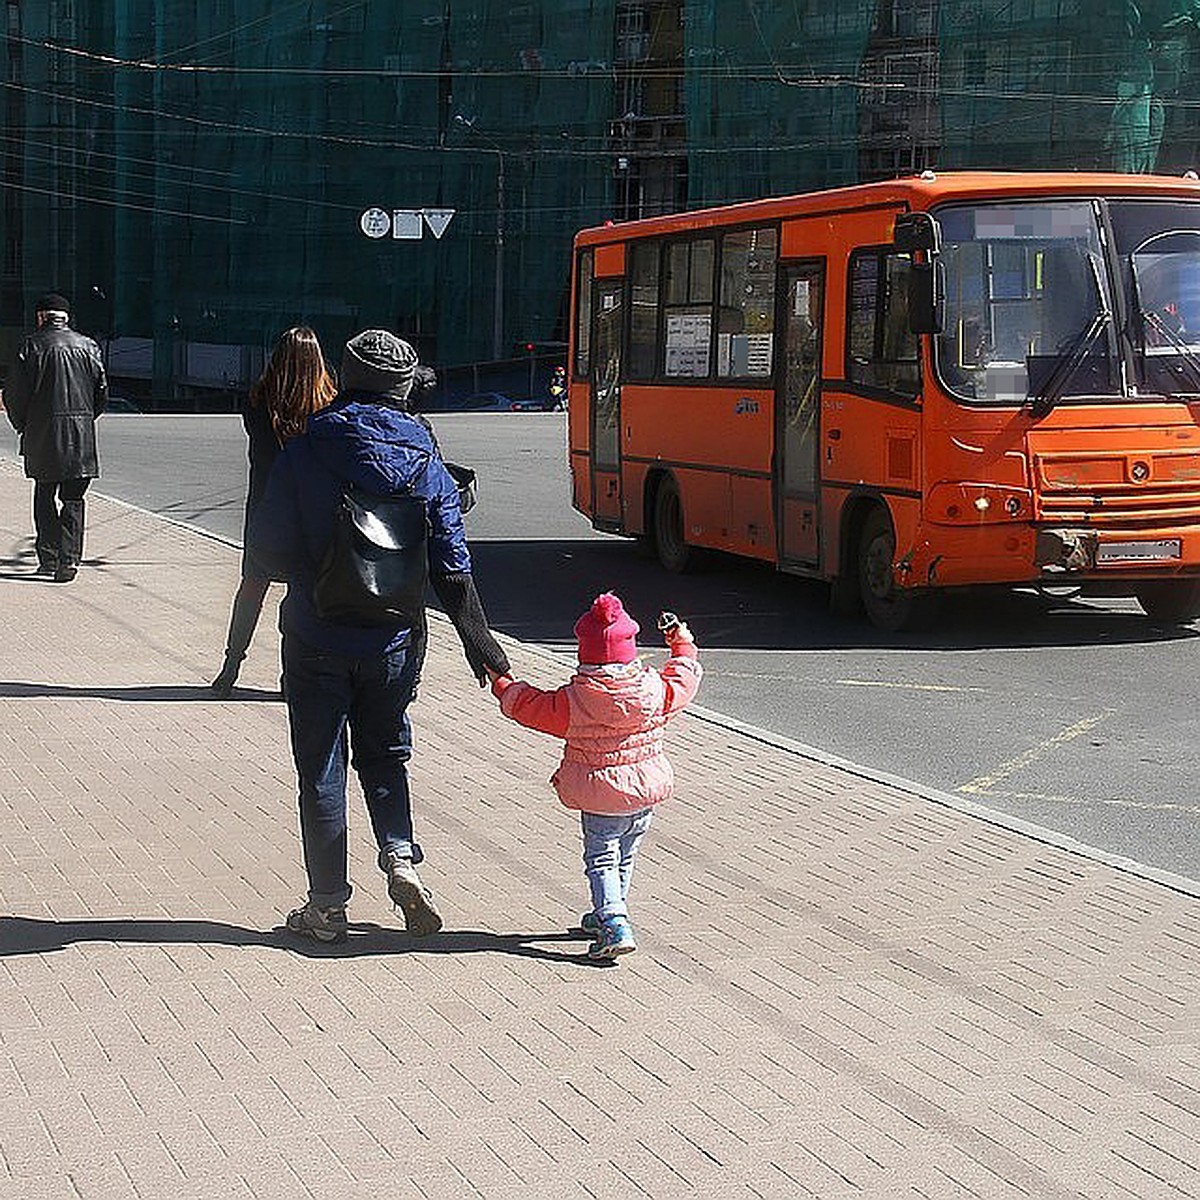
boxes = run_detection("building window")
[847,249,920,396]
[717,226,777,377]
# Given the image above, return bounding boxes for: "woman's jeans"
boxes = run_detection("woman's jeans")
[283,634,421,909]
[580,808,654,921]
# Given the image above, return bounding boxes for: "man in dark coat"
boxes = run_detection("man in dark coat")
[4,293,108,582]
[248,329,510,944]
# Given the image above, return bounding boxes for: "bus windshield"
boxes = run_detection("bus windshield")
[1110,200,1200,396]
[934,201,1120,405]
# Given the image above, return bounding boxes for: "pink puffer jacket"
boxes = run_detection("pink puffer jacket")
[493,642,701,815]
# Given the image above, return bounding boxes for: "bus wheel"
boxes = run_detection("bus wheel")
[857,508,937,631]
[653,477,692,574]
[1135,579,1200,624]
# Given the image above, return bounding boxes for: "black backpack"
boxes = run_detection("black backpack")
[312,485,428,627]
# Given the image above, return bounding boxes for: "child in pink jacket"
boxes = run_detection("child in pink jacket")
[487,592,701,961]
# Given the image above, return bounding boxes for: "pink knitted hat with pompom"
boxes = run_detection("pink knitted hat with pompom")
[574,592,640,664]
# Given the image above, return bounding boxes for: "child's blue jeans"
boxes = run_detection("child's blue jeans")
[580,808,654,920]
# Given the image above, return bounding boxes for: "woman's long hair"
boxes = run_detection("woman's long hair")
[249,326,337,442]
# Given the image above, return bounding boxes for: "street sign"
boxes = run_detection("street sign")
[391,210,423,240]
[423,209,455,239]
[358,207,457,240]
[360,207,390,238]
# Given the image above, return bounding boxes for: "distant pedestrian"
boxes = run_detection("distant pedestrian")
[487,594,701,961]
[547,364,566,411]
[248,328,510,944]
[4,293,108,582]
[211,326,337,697]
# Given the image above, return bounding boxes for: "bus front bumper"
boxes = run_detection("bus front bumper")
[898,524,1195,588]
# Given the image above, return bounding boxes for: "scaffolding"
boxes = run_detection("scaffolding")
[4,1,1200,402]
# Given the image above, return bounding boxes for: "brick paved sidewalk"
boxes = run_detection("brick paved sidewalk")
[0,460,1197,1200]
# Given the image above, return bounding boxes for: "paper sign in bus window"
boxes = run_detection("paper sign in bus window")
[665,312,712,376]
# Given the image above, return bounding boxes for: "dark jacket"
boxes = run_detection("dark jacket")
[247,392,470,657]
[5,317,108,481]
[240,395,280,541]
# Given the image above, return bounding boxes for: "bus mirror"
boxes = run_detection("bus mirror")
[894,211,941,254]
[908,260,944,335]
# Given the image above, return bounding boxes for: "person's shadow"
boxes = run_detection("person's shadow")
[0,913,604,965]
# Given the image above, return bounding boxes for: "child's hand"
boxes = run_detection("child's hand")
[658,611,693,644]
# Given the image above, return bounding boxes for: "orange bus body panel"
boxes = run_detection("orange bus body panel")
[567,171,1200,611]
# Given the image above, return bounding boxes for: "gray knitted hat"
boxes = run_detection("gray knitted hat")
[340,329,418,403]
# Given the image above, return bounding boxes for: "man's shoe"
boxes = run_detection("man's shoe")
[587,915,637,961]
[383,852,443,937]
[285,901,348,944]
[34,560,56,576]
[52,564,77,583]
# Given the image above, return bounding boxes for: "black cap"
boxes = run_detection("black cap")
[36,293,71,315]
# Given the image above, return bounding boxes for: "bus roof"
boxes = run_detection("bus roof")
[574,170,1200,247]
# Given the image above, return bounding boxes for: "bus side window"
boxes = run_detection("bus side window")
[847,249,920,397]
[664,238,715,378]
[717,227,778,378]
[574,249,594,379]
[627,241,660,380]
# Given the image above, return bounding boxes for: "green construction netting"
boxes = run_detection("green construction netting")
[6,0,1200,396]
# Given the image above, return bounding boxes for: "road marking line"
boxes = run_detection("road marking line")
[836,679,986,693]
[973,788,1200,814]
[957,712,1114,796]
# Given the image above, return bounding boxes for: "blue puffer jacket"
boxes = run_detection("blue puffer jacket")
[247,393,470,657]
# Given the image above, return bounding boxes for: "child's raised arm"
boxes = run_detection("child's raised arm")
[658,611,701,714]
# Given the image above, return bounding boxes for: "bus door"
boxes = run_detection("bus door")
[775,261,825,566]
[590,279,624,527]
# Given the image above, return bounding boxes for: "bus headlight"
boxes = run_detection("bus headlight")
[928,482,1032,524]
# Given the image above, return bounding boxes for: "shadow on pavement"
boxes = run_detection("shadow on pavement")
[0,915,599,966]
[0,682,281,702]
[464,539,1200,652]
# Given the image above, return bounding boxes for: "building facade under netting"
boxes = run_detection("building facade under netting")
[4,0,1200,404]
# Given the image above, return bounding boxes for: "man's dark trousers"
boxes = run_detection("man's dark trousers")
[33,478,90,570]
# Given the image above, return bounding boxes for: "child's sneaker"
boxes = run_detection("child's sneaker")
[285,901,348,944]
[579,910,602,934]
[587,915,637,961]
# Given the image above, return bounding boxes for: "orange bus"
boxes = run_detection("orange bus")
[567,170,1200,629]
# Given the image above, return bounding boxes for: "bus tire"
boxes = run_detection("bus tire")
[1135,579,1200,624]
[652,476,692,574]
[857,507,939,631]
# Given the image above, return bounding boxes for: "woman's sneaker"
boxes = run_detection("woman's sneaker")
[587,915,637,961]
[579,911,602,934]
[286,901,348,944]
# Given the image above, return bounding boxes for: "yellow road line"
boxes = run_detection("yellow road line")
[836,679,986,693]
[957,712,1113,795]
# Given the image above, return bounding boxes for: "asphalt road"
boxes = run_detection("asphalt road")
[4,411,1198,885]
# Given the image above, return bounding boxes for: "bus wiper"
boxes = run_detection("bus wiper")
[1139,307,1200,393]
[1029,255,1110,419]
[1029,309,1109,418]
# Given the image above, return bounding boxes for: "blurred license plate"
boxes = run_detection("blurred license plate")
[1097,538,1181,563]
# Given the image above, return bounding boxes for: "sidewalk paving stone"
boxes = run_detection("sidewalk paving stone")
[0,461,1197,1198]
